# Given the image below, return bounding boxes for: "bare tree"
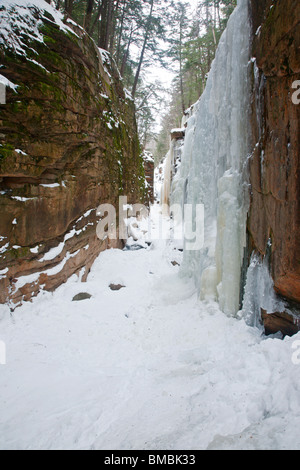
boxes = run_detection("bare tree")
[131,0,154,98]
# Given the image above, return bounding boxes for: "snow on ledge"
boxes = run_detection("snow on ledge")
[0,74,18,91]
[0,0,78,57]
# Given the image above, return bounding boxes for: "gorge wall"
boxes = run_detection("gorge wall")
[248,0,300,334]
[0,1,146,306]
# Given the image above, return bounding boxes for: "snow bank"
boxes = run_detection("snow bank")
[0,206,299,450]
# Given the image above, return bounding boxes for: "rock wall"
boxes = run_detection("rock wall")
[248,0,300,332]
[143,151,155,205]
[0,1,145,306]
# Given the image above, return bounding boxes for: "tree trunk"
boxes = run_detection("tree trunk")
[99,0,107,49]
[109,0,120,54]
[116,0,126,66]
[65,0,74,17]
[85,0,95,33]
[179,9,186,114]
[206,3,212,70]
[120,26,133,77]
[216,0,221,29]
[98,0,113,51]
[132,0,154,99]
[89,0,103,36]
[105,0,114,52]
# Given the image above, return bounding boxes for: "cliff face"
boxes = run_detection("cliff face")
[0,1,145,306]
[248,0,300,331]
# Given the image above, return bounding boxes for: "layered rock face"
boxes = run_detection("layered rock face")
[248,0,300,332]
[0,1,145,306]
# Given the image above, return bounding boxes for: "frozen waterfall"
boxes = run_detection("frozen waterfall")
[171,0,251,316]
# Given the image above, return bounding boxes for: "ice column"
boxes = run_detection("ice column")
[171,0,251,316]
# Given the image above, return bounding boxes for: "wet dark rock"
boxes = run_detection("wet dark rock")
[72,293,92,302]
[261,308,300,338]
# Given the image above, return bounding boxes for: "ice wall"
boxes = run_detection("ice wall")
[172,0,251,316]
[242,247,285,329]
[161,136,184,210]
[161,147,172,208]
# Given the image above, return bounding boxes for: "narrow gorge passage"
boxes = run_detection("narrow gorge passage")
[0,0,299,452]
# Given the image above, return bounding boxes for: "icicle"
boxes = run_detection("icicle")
[241,248,285,329]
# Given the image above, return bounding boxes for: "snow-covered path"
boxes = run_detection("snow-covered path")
[0,208,300,450]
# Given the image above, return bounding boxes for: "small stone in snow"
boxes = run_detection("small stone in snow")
[72,292,92,301]
[109,283,125,291]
